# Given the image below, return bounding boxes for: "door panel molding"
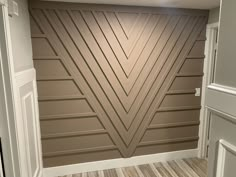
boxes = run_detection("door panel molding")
[14,68,43,177]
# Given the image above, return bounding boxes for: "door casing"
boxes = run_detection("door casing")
[198,22,219,158]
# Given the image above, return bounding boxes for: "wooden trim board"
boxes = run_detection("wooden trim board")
[43,149,198,177]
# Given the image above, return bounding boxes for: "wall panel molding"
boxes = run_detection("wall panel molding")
[30,2,208,167]
[208,83,236,96]
[207,110,236,177]
[216,140,236,177]
[206,88,236,118]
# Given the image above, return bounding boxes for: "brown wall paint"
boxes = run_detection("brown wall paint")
[29,1,208,167]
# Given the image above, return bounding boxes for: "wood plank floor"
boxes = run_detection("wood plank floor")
[59,158,207,177]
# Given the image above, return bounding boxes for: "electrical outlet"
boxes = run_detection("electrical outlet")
[195,88,201,97]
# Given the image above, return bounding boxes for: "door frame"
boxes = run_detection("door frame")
[0,1,21,177]
[198,22,219,158]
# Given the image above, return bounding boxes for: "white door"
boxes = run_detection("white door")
[0,2,19,177]
[206,0,236,177]
[0,1,43,177]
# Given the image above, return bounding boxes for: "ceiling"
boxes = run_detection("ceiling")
[43,0,220,9]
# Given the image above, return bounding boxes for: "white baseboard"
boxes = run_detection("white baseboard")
[43,149,198,177]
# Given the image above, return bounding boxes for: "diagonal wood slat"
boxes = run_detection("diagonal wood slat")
[31,8,128,160]
[105,12,150,59]
[128,16,207,155]
[115,12,140,40]
[30,2,208,167]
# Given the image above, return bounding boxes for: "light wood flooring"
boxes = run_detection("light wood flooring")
[59,158,207,177]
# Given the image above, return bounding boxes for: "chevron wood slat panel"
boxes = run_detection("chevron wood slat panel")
[30,1,208,167]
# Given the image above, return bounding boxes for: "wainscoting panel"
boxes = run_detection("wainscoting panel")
[207,110,236,177]
[30,1,208,167]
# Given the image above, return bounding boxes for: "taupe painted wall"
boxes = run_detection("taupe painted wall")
[30,1,208,167]
[208,7,220,23]
[9,0,34,72]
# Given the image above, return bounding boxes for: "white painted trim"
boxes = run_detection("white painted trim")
[43,149,198,177]
[0,1,43,177]
[208,83,236,96]
[198,22,219,158]
[15,68,36,87]
[198,26,211,158]
[206,107,236,125]
[14,68,43,177]
[207,22,219,29]
[0,4,21,177]
[0,0,44,176]
[22,92,42,177]
[216,140,236,177]
[22,93,34,177]
[33,78,43,177]
[206,88,236,119]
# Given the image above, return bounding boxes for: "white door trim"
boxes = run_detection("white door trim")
[14,68,43,177]
[0,3,21,177]
[198,22,219,158]
[0,2,43,177]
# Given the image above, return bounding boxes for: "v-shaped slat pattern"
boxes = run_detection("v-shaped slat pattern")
[30,3,208,166]
[62,12,191,132]
[39,9,200,140]
[105,12,150,59]
[127,17,207,155]
[115,12,140,39]
[56,10,186,132]
[93,12,165,90]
